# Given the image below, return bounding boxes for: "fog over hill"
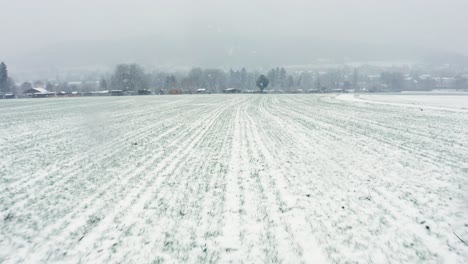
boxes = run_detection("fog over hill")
[7,33,433,70]
[2,0,468,77]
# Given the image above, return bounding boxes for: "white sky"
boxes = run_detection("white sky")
[1,0,467,69]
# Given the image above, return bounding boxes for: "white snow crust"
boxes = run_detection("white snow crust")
[1,95,467,263]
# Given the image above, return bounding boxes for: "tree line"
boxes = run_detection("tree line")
[107,64,283,93]
[0,62,15,94]
[5,61,467,95]
[0,62,386,94]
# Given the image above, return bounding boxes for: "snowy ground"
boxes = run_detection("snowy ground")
[0,95,467,263]
[338,93,468,112]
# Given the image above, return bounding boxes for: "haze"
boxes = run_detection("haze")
[1,0,468,73]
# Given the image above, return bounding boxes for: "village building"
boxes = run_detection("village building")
[23,88,55,98]
[223,88,241,93]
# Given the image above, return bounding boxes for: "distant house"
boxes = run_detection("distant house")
[138,89,152,95]
[196,88,210,94]
[86,90,110,96]
[223,88,241,93]
[23,88,55,98]
[56,91,68,96]
[331,88,344,93]
[110,90,124,96]
[307,89,320,93]
[24,87,47,94]
[243,90,256,94]
[3,93,15,99]
[291,89,304,93]
[169,89,183,95]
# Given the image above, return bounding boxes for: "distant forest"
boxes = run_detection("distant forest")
[3,62,468,95]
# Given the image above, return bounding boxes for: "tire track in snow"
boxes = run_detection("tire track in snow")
[1,97,217,203]
[1,98,198,191]
[1,97,235,262]
[259,95,467,262]
[242,96,328,263]
[1,95,466,263]
[24,97,247,263]
[98,97,242,263]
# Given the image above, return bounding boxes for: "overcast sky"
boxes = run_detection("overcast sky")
[1,0,468,72]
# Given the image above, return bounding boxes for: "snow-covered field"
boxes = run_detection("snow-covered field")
[338,93,468,112]
[1,94,467,263]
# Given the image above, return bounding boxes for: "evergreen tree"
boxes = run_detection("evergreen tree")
[99,78,108,90]
[267,69,276,88]
[286,75,295,89]
[240,68,248,89]
[164,75,177,90]
[279,68,287,88]
[0,62,9,94]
